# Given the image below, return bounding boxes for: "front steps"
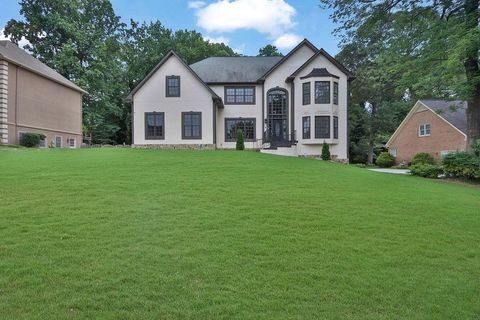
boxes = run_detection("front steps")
[260,145,298,157]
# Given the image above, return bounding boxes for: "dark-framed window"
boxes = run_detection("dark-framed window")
[224,86,255,104]
[315,116,330,139]
[315,81,330,104]
[145,112,165,139]
[333,116,338,139]
[302,82,311,105]
[166,76,180,97]
[333,82,339,105]
[182,112,202,139]
[225,118,256,141]
[302,116,311,139]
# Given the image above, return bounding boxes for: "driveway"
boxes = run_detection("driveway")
[368,168,410,175]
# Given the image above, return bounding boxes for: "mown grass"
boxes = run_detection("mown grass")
[0,148,479,319]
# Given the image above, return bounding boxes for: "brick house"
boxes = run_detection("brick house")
[386,100,467,165]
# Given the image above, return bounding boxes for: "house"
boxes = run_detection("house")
[127,39,354,160]
[386,99,467,164]
[0,41,85,148]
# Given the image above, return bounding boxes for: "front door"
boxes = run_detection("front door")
[267,89,288,142]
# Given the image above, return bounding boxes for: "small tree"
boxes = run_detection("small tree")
[321,141,330,160]
[20,133,46,148]
[236,129,245,150]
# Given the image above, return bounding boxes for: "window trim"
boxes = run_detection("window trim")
[389,148,398,157]
[67,138,76,148]
[224,86,256,105]
[302,82,311,105]
[315,115,331,139]
[145,112,165,140]
[181,112,202,140]
[333,116,338,139]
[165,75,180,97]
[55,135,62,148]
[302,116,311,139]
[419,123,431,137]
[224,118,256,142]
[314,81,331,104]
[333,82,339,105]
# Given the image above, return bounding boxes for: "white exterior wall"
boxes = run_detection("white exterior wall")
[210,84,262,149]
[263,45,316,140]
[293,55,349,160]
[133,56,214,145]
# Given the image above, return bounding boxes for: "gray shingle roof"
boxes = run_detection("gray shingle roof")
[0,40,85,93]
[420,99,467,134]
[189,56,282,83]
[300,68,339,79]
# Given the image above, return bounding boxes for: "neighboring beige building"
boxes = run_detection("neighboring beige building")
[127,39,354,161]
[386,100,467,164]
[0,41,85,148]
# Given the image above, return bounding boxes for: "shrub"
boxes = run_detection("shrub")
[376,152,395,168]
[410,164,444,179]
[442,152,480,180]
[20,133,46,148]
[321,141,331,161]
[236,129,244,150]
[411,152,435,165]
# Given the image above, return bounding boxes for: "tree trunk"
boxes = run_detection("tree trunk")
[464,0,480,150]
[367,102,377,165]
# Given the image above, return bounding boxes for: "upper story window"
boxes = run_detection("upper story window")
[419,124,431,137]
[182,112,202,139]
[315,81,330,104]
[225,86,255,104]
[302,82,311,105]
[302,116,310,139]
[315,116,330,139]
[333,82,339,105]
[166,76,180,97]
[145,112,165,139]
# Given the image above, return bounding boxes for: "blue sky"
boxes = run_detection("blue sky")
[0,0,341,56]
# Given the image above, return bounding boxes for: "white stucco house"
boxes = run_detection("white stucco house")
[127,39,354,161]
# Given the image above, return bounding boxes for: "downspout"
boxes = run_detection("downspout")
[291,81,295,141]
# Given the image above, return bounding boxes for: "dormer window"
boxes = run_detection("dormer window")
[166,76,180,97]
[315,81,330,104]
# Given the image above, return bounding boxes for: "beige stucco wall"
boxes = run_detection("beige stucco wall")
[133,55,215,145]
[388,105,466,164]
[210,84,263,149]
[293,54,349,160]
[4,62,82,147]
[263,44,316,142]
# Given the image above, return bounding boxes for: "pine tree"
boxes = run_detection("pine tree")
[321,141,331,160]
[236,129,245,150]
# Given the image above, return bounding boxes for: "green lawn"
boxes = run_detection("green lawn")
[0,148,479,319]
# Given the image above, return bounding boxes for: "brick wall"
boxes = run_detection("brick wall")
[388,108,466,164]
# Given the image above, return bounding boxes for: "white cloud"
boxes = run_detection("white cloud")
[188,1,206,9]
[273,33,302,49]
[0,28,31,50]
[203,35,229,45]
[191,0,302,50]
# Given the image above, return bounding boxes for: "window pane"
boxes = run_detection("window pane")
[226,95,235,103]
[315,81,330,104]
[303,82,311,105]
[226,88,235,95]
[333,82,339,105]
[303,116,310,139]
[315,116,330,139]
[245,95,254,103]
[236,95,244,103]
[333,116,338,139]
[225,87,255,104]
[245,88,254,95]
[236,88,244,96]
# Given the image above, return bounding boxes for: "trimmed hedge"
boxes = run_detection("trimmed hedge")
[236,129,244,150]
[20,133,46,148]
[411,152,435,165]
[410,164,444,179]
[376,152,395,168]
[321,141,331,161]
[442,152,480,180]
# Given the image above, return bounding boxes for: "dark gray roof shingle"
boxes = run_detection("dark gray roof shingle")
[189,56,282,83]
[300,68,339,79]
[420,99,467,134]
[0,40,85,93]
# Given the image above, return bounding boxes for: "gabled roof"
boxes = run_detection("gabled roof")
[126,50,221,102]
[288,48,354,81]
[300,68,339,79]
[258,39,318,81]
[190,56,281,83]
[0,40,86,94]
[386,100,467,147]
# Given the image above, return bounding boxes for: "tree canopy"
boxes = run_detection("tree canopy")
[257,44,283,57]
